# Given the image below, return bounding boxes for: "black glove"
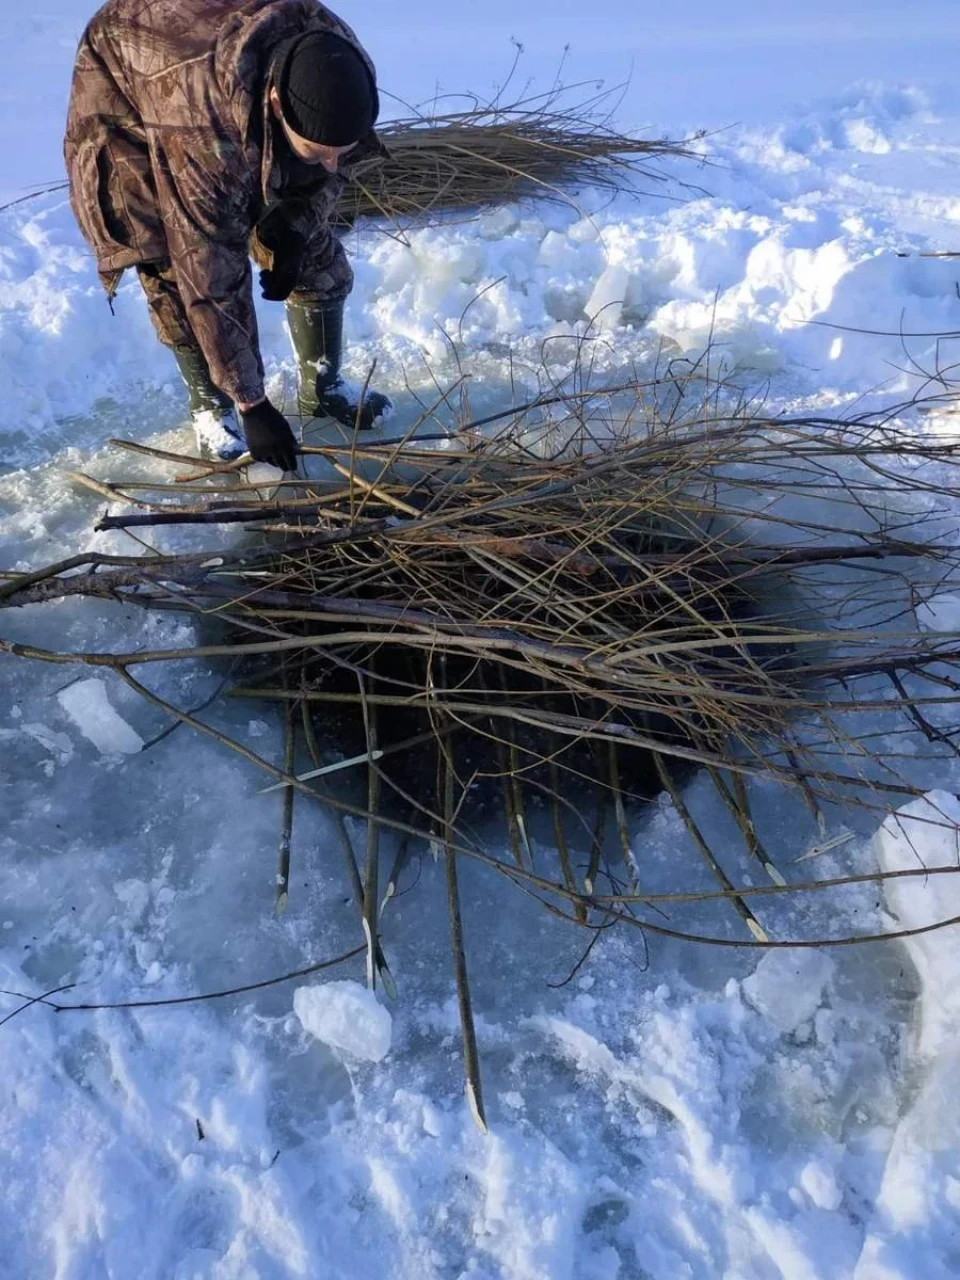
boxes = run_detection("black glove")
[258,229,307,302]
[240,400,298,472]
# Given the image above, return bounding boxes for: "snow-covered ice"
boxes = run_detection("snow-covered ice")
[3,2,960,1277]
[853,794,960,1277]
[294,980,393,1062]
[875,791,960,1054]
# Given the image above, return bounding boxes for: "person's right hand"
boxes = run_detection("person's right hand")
[239,400,298,472]
[258,229,307,301]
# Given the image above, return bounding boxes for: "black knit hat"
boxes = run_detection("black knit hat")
[274,32,379,147]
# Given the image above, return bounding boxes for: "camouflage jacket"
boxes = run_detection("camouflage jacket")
[64,0,378,404]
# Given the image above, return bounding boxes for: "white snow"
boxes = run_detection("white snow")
[294,980,393,1062]
[3,2,960,1277]
[190,407,244,461]
[57,678,145,756]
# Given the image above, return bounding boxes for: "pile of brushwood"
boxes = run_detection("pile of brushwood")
[5,364,960,1128]
[337,83,703,226]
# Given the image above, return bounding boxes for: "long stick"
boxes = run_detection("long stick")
[380,822,417,916]
[68,472,155,508]
[275,697,297,914]
[499,666,531,866]
[18,944,368,1015]
[359,675,381,990]
[299,699,395,996]
[550,756,586,923]
[706,767,786,886]
[94,505,388,531]
[0,550,205,604]
[582,739,610,896]
[441,711,488,1134]
[475,663,525,868]
[732,772,786,886]
[608,739,636,888]
[654,755,769,943]
[256,719,472,794]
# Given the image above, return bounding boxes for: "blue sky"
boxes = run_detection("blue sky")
[353,0,960,130]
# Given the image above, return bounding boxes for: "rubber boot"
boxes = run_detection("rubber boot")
[172,343,245,461]
[285,299,393,429]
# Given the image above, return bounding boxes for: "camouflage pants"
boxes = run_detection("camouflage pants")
[137,229,354,356]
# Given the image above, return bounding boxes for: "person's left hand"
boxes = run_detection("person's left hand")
[259,229,307,301]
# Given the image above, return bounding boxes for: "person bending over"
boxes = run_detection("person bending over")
[65,0,393,470]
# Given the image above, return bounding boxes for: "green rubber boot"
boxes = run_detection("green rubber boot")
[285,299,393,429]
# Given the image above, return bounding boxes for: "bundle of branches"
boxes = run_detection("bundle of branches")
[339,82,702,226]
[5,372,960,1126]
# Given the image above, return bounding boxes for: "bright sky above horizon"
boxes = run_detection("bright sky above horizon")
[354,0,960,128]
[2,0,958,203]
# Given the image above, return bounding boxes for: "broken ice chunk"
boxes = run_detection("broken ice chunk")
[294,980,392,1062]
[21,722,74,764]
[742,949,834,1034]
[584,264,630,333]
[57,678,144,756]
[800,1159,842,1211]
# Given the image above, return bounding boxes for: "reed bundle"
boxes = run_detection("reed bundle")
[4,367,960,1124]
[339,85,701,225]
